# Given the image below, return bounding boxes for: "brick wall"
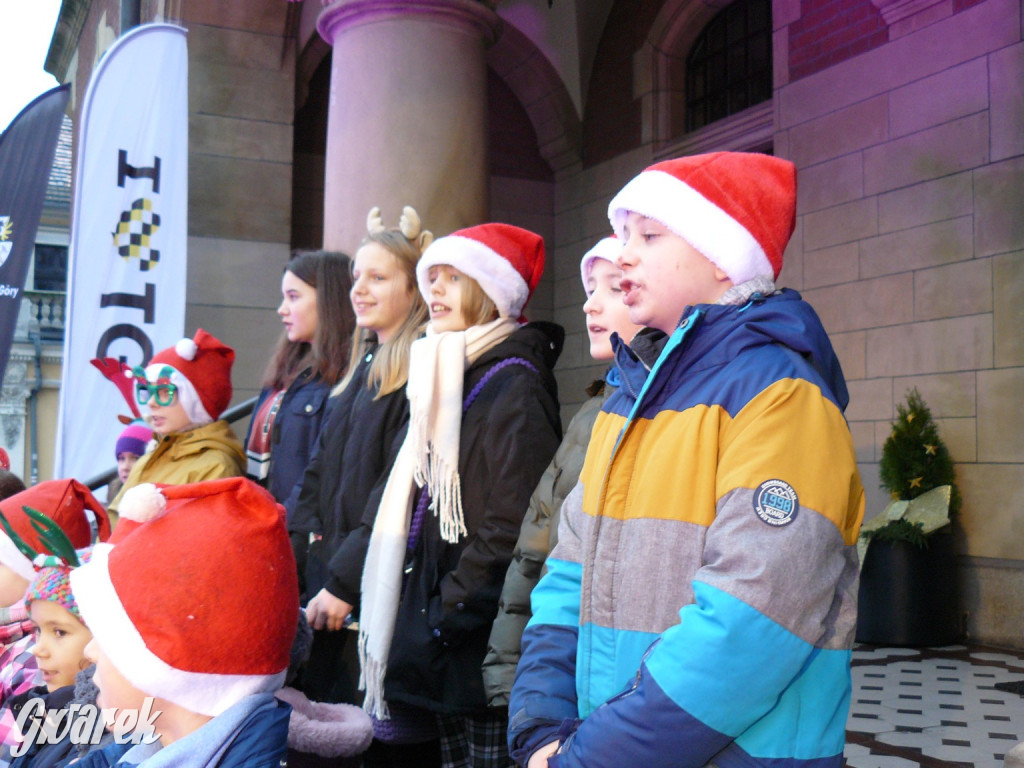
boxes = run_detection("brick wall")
[789,0,887,81]
[775,0,1024,644]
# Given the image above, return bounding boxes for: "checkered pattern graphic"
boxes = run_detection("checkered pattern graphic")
[113,197,161,271]
[846,644,1024,768]
[436,710,514,768]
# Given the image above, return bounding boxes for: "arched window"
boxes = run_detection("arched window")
[685,0,771,133]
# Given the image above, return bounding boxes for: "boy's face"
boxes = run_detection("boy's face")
[117,452,140,484]
[0,564,30,609]
[618,212,731,334]
[147,394,191,437]
[29,600,92,691]
[85,638,149,713]
[583,259,643,361]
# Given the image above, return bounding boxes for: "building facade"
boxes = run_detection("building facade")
[32,0,1024,645]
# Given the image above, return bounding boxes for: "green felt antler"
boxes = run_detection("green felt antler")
[0,510,40,563]
[24,506,80,568]
[0,506,80,570]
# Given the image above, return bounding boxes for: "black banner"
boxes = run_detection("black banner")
[0,84,71,386]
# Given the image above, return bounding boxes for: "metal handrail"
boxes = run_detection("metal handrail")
[83,395,258,491]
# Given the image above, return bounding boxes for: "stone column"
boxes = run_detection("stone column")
[317,0,501,253]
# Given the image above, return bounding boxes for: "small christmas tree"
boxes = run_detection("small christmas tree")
[866,388,961,547]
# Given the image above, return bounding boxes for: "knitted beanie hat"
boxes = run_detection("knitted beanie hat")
[143,329,234,422]
[579,236,623,292]
[25,547,93,622]
[416,223,545,320]
[607,152,797,284]
[71,477,299,717]
[115,421,152,459]
[0,480,111,582]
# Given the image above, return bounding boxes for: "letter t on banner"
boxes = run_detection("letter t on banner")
[55,24,188,481]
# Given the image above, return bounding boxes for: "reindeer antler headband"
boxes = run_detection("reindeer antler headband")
[366,205,434,253]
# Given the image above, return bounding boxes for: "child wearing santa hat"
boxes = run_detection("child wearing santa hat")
[359,222,562,767]
[481,234,642,711]
[70,477,300,766]
[510,152,865,768]
[0,546,95,768]
[0,480,111,747]
[109,329,245,515]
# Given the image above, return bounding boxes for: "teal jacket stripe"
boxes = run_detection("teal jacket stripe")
[646,581,842,748]
[528,557,582,628]
[737,647,852,757]
[576,622,660,718]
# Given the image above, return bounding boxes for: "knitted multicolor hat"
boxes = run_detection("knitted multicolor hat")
[416,223,545,320]
[115,420,152,459]
[139,329,234,422]
[0,480,111,582]
[607,152,797,284]
[71,477,299,717]
[25,547,93,622]
[579,235,622,291]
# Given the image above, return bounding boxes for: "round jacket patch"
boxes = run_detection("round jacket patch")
[753,480,799,527]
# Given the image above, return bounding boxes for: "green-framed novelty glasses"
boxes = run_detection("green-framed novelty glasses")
[132,365,178,407]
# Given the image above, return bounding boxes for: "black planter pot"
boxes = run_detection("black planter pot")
[856,532,959,646]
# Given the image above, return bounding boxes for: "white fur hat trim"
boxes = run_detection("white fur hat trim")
[71,544,286,718]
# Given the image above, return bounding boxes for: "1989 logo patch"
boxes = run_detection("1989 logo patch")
[753,480,799,527]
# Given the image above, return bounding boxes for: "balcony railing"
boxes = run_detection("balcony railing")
[22,290,66,342]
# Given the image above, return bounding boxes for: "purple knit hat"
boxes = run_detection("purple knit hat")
[115,421,152,459]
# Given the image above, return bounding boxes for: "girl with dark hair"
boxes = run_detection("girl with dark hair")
[246,250,355,510]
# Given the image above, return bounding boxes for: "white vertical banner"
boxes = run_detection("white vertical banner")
[55,24,188,481]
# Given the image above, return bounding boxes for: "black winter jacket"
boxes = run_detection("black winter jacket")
[245,368,332,513]
[287,347,409,608]
[383,321,563,715]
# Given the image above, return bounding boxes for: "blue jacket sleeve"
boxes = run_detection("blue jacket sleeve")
[508,482,587,766]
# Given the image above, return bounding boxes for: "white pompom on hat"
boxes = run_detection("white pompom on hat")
[71,477,299,717]
[607,152,797,285]
[146,329,234,421]
[579,235,623,292]
[416,223,545,321]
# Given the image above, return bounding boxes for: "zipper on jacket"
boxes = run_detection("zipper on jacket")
[592,637,662,712]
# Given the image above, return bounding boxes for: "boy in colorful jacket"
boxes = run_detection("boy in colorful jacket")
[509,152,865,768]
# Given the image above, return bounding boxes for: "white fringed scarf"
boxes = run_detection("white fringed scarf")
[358,316,516,719]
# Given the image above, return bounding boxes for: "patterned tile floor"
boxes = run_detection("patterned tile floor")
[846,645,1024,768]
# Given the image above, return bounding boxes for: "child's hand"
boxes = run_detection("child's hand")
[528,740,559,768]
[305,588,353,632]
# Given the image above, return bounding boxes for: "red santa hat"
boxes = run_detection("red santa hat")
[0,479,111,582]
[0,448,9,471]
[143,329,234,422]
[416,223,545,320]
[579,235,623,292]
[607,152,797,284]
[71,477,298,717]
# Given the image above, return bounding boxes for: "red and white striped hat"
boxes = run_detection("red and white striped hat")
[71,477,298,717]
[607,152,797,284]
